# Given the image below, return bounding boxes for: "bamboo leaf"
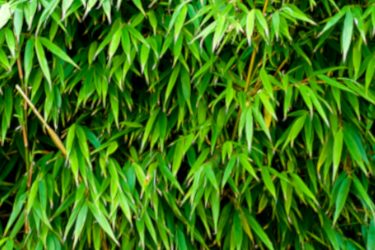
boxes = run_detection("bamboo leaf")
[132,0,145,15]
[205,166,219,191]
[62,0,74,19]
[174,5,188,42]
[245,107,253,152]
[73,203,88,247]
[365,56,375,91]
[261,167,276,199]
[284,113,306,148]
[140,42,150,74]
[88,202,119,245]
[318,8,346,36]
[368,219,375,250]
[282,4,316,25]
[333,176,350,225]
[212,15,226,51]
[40,37,79,68]
[0,3,11,29]
[291,173,318,205]
[246,213,274,250]
[239,154,258,181]
[24,39,34,83]
[164,64,181,106]
[246,10,256,45]
[255,9,269,38]
[35,38,52,86]
[108,28,122,61]
[332,128,343,181]
[342,10,353,61]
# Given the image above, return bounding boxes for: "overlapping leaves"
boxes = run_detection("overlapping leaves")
[0,0,374,249]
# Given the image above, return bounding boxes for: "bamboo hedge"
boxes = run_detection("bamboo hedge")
[0,0,375,249]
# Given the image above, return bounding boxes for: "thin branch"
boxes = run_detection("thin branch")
[15,85,67,157]
[231,0,270,140]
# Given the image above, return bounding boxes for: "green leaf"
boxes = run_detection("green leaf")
[255,9,269,38]
[108,28,122,61]
[245,107,253,152]
[222,158,236,189]
[26,180,39,214]
[5,28,16,58]
[291,173,318,205]
[213,15,226,51]
[365,56,375,91]
[4,194,26,235]
[62,0,74,19]
[318,8,346,36]
[282,4,316,25]
[239,154,258,181]
[35,37,52,86]
[158,157,183,193]
[368,219,375,250]
[76,125,90,164]
[246,213,274,250]
[0,48,11,71]
[73,204,88,247]
[109,89,119,127]
[246,9,256,45]
[24,0,37,30]
[261,167,276,199]
[2,88,13,141]
[121,28,132,63]
[88,202,119,245]
[333,176,350,225]
[259,68,274,99]
[13,8,23,42]
[342,10,353,61]
[231,212,243,250]
[132,0,145,15]
[332,128,343,181]
[252,104,271,140]
[0,3,11,29]
[164,64,181,106]
[141,108,159,150]
[352,176,374,212]
[259,91,276,120]
[39,37,79,68]
[174,5,188,42]
[205,166,219,191]
[272,11,280,40]
[352,40,361,79]
[139,42,150,74]
[284,113,306,148]
[24,39,34,83]
[144,212,158,244]
[343,124,368,174]
[148,11,157,34]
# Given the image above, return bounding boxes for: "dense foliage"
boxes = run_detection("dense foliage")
[0,0,375,249]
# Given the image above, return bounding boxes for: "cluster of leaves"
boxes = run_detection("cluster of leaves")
[0,0,375,249]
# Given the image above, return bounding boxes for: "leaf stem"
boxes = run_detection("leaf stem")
[232,0,269,140]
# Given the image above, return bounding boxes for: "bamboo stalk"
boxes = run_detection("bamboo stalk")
[15,85,67,157]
